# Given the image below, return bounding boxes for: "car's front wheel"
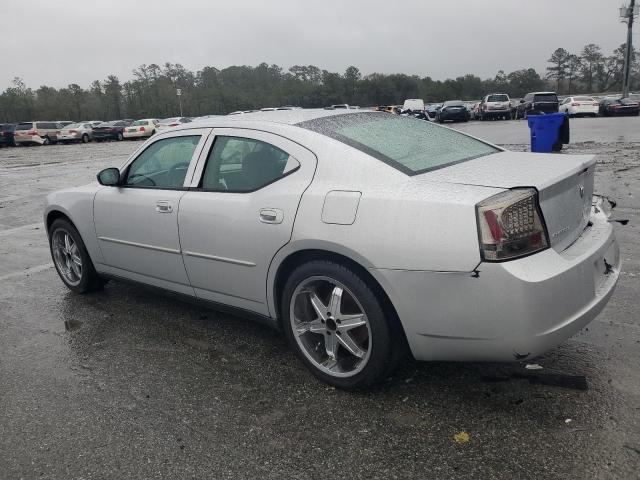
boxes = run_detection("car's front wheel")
[49,218,107,293]
[116,132,123,141]
[282,260,402,389]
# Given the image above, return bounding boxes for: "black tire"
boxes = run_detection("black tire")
[116,132,123,141]
[43,136,51,145]
[81,134,89,143]
[48,218,108,293]
[281,260,405,389]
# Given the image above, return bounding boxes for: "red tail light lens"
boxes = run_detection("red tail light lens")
[476,188,549,261]
[139,126,145,132]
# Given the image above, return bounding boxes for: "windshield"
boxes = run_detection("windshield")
[297,112,499,175]
[534,93,558,102]
[487,94,509,102]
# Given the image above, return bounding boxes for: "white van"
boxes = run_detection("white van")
[402,99,425,112]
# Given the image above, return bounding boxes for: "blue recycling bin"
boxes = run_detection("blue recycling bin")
[527,112,569,153]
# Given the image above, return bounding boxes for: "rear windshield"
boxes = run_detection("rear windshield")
[97,122,116,127]
[487,94,509,102]
[132,120,149,126]
[159,118,179,123]
[443,101,464,107]
[64,123,83,129]
[574,96,594,102]
[533,93,558,102]
[16,123,34,130]
[297,112,499,175]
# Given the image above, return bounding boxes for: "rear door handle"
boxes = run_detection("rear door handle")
[259,208,283,224]
[156,200,173,213]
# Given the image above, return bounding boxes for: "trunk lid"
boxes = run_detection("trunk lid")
[423,151,595,252]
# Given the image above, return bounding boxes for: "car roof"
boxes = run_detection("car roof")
[172,108,367,129]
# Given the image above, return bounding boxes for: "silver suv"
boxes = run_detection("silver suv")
[479,93,511,120]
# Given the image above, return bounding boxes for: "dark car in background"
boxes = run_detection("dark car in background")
[0,123,16,147]
[515,92,559,119]
[599,97,640,117]
[91,120,131,142]
[436,100,470,123]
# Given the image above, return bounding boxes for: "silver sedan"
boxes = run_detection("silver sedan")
[44,110,620,389]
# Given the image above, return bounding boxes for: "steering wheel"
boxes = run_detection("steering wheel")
[127,173,156,186]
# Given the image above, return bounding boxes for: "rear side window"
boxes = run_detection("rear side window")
[298,112,499,175]
[200,136,299,192]
[125,135,201,189]
[16,123,33,130]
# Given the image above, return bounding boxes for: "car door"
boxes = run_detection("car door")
[93,129,210,295]
[178,128,317,315]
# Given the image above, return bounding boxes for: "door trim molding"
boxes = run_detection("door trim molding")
[98,236,181,255]
[183,250,256,267]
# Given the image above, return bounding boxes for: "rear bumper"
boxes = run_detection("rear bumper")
[374,207,620,361]
[15,136,44,145]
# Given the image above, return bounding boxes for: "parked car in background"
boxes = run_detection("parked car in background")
[425,104,440,120]
[0,123,16,147]
[436,100,470,123]
[402,99,425,113]
[57,121,75,127]
[58,122,94,143]
[123,119,159,139]
[155,117,192,133]
[515,92,559,119]
[45,109,620,389]
[13,121,61,145]
[599,97,640,116]
[469,102,481,120]
[479,93,511,120]
[510,99,520,118]
[82,120,103,127]
[559,96,599,117]
[91,120,130,142]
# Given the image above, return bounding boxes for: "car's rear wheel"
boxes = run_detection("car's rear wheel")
[282,260,401,389]
[43,136,51,145]
[116,132,123,141]
[49,218,107,293]
[82,134,89,143]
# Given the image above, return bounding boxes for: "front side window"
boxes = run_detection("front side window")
[200,136,298,191]
[125,135,201,188]
[298,112,499,175]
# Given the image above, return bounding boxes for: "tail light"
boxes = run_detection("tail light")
[139,126,145,132]
[476,188,549,261]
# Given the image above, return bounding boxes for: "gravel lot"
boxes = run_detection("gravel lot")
[1,117,639,479]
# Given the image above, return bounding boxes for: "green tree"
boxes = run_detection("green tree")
[580,44,603,92]
[546,48,570,92]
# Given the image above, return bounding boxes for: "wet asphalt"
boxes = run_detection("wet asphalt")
[0,117,639,479]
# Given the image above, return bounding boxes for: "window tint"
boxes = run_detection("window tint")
[298,112,499,175]
[16,123,33,130]
[201,136,298,191]
[125,135,201,188]
[487,94,509,102]
[533,93,558,102]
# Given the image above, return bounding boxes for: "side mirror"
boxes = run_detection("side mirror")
[97,167,121,186]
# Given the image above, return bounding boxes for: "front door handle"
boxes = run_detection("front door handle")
[156,200,173,213]
[259,208,283,224]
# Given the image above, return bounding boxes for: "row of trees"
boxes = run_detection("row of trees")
[546,43,638,94]
[0,43,637,123]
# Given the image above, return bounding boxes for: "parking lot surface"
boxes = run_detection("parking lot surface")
[1,120,639,479]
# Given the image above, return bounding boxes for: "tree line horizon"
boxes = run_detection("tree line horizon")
[0,42,637,123]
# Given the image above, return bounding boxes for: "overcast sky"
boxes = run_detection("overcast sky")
[2,0,628,90]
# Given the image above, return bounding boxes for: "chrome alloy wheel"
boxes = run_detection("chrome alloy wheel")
[289,276,372,377]
[52,230,82,286]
